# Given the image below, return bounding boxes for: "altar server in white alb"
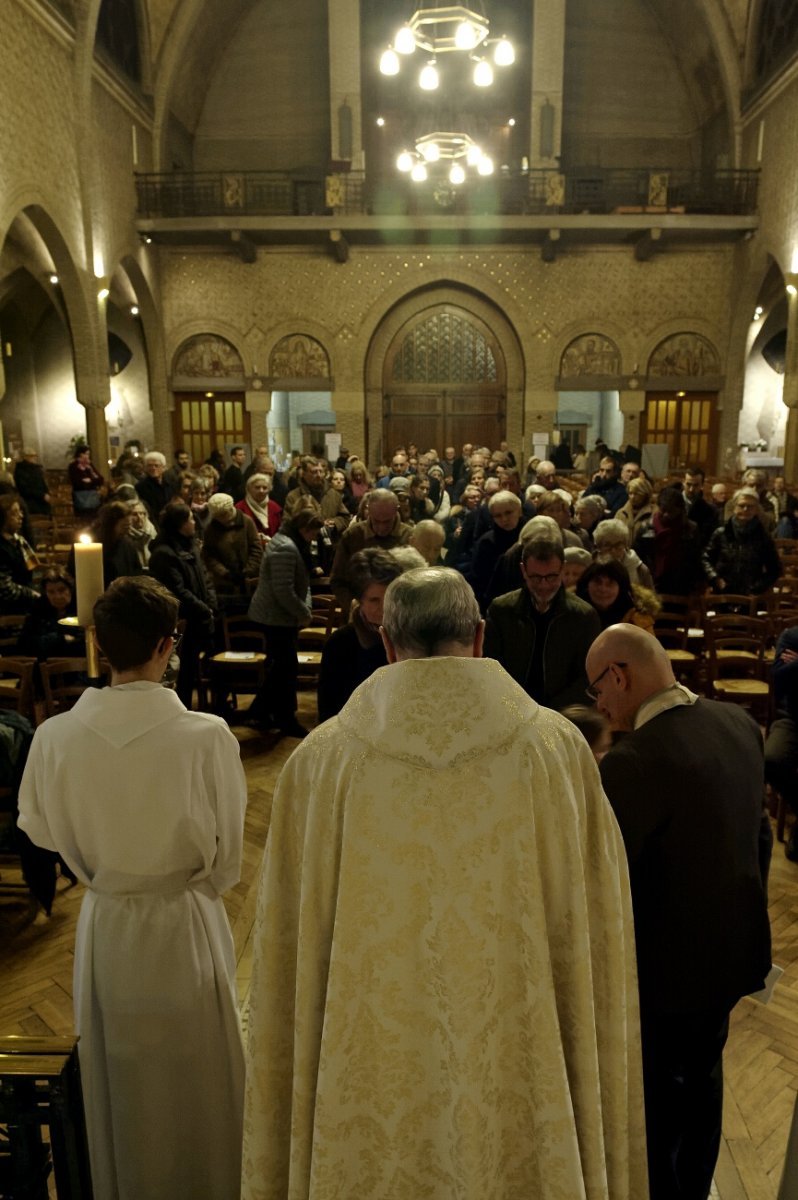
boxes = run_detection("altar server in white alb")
[243,567,649,1200]
[17,576,247,1200]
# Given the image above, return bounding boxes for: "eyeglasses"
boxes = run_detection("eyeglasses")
[586,661,627,701]
[525,572,562,585]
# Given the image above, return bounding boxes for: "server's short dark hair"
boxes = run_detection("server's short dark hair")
[94,576,178,672]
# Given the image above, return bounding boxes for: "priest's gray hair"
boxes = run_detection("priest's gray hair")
[382,567,480,657]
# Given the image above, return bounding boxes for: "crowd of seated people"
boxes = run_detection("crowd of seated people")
[3,437,798,767]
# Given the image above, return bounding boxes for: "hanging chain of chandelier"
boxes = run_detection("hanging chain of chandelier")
[379,5,515,185]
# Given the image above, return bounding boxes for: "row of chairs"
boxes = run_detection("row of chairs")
[0,656,108,725]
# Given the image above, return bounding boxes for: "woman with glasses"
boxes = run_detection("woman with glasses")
[593,517,653,589]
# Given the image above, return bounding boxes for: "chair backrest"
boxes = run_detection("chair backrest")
[653,610,690,651]
[0,614,27,654]
[222,615,267,654]
[40,657,110,719]
[701,593,757,621]
[0,656,37,721]
[705,615,768,679]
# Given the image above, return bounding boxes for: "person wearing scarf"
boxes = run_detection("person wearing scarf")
[236,473,282,543]
[633,485,705,597]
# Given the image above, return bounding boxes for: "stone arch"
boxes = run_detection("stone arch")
[647,331,722,378]
[166,321,251,379]
[268,334,331,386]
[171,332,246,384]
[364,283,525,466]
[558,333,623,381]
[743,0,798,92]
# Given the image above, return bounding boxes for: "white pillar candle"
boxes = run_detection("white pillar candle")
[75,540,105,627]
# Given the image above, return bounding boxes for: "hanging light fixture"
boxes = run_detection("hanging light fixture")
[378,5,513,89]
[473,58,493,86]
[399,132,495,185]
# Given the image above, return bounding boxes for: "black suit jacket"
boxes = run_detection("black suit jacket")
[600,699,771,1016]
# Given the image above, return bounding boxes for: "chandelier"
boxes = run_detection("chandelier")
[379,5,514,90]
[396,131,494,184]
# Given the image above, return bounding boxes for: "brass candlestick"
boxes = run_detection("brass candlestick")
[58,617,102,685]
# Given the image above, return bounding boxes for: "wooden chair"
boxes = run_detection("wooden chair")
[701,593,758,621]
[0,657,37,722]
[704,615,771,724]
[40,657,110,719]
[205,616,267,713]
[653,609,700,688]
[0,614,27,654]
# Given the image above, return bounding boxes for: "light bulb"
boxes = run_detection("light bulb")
[396,151,414,172]
[411,163,428,182]
[474,59,493,86]
[466,145,482,166]
[449,163,466,185]
[130,305,139,316]
[420,141,440,162]
[419,62,439,90]
[455,20,478,49]
[477,156,494,176]
[395,25,416,54]
[493,37,515,66]
[380,48,400,75]
[49,274,59,285]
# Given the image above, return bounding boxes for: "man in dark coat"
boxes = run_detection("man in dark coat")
[587,624,772,1200]
[135,452,176,524]
[14,449,51,515]
[221,446,247,503]
[484,536,601,710]
[581,455,628,515]
[683,466,718,547]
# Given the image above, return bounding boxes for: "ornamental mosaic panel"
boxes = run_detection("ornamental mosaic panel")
[269,335,330,379]
[560,334,621,377]
[390,312,497,384]
[648,333,720,377]
[173,335,244,378]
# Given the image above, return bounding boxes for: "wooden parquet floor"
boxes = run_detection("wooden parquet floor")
[2,691,798,1199]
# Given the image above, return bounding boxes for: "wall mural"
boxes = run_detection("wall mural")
[173,334,244,378]
[648,333,720,377]
[559,334,622,377]
[269,335,330,379]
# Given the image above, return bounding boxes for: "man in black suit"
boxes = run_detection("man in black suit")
[683,466,719,547]
[221,446,247,502]
[587,625,771,1200]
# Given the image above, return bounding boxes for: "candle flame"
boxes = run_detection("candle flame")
[79,534,93,544]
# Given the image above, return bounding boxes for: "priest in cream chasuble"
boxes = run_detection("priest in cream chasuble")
[243,568,648,1200]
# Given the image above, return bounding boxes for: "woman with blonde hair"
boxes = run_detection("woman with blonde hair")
[615,475,654,542]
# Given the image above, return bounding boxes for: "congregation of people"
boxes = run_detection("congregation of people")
[7,432,791,1199]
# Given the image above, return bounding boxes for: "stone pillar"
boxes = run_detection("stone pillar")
[84,405,110,467]
[529,0,566,168]
[331,389,366,461]
[782,285,798,480]
[246,387,271,454]
[328,0,363,168]
[619,387,646,449]
[524,387,559,458]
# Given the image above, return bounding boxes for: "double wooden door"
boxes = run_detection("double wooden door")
[172,393,251,465]
[642,392,718,471]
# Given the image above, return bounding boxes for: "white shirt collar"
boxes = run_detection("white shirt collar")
[633,682,699,730]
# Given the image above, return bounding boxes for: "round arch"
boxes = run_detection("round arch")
[364,283,525,466]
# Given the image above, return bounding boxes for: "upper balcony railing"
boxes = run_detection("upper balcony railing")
[134,166,759,222]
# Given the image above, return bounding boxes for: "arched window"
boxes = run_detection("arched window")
[388,310,498,384]
[95,0,141,83]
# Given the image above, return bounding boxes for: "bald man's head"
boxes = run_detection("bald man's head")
[586,624,674,731]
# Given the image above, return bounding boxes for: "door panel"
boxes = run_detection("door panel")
[173,393,250,464]
[642,392,718,471]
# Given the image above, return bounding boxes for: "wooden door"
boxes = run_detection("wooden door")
[383,307,505,457]
[642,392,718,471]
[172,393,251,465]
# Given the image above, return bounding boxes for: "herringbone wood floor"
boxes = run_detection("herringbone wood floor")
[2,692,796,1198]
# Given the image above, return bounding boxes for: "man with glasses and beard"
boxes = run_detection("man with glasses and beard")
[484,536,600,709]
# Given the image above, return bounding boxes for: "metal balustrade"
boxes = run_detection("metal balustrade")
[135,166,759,220]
